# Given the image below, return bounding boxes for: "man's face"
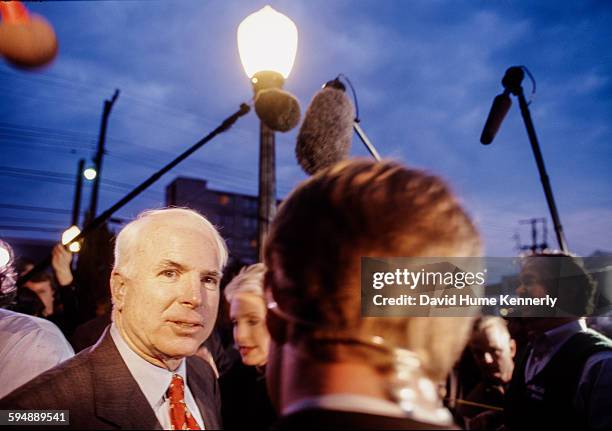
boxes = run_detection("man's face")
[113,221,222,366]
[516,262,554,321]
[470,324,516,384]
[25,280,54,315]
[516,264,549,301]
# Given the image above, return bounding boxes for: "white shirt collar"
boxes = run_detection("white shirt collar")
[110,323,186,410]
[542,318,586,345]
[534,318,587,356]
[284,393,406,418]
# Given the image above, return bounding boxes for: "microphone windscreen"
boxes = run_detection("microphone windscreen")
[0,15,58,69]
[296,86,355,175]
[254,88,301,133]
[480,93,512,145]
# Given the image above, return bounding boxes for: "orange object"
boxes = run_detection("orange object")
[0,1,30,24]
[0,0,58,69]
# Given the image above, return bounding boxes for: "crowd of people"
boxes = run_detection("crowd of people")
[0,159,610,430]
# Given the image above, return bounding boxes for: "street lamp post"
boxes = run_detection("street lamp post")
[238,5,298,260]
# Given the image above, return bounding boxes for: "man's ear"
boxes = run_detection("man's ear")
[110,271,128,311]
[510,338,517,359]
[264,255,289,345]
[266,308,288,345]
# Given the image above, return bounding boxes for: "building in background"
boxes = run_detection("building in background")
[166,177,260,264]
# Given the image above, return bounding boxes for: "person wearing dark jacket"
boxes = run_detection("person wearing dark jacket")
[505,252,612,430]
[263,160,482,429]
[1,209,226,429]
[219,263,276,429]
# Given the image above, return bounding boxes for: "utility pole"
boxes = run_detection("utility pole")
[87,89,119,222]
[517,217,548,254]
[71,158,85,227]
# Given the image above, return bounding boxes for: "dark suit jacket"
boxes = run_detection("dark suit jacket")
[219,362,276,429]
[272,409,459,430]
[0,327,222,430]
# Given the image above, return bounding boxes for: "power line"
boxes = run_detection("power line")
[0,170,164,201]
[0,203,130,223]
[0,121,100,140]
[0,226,61,233]
[1,141,91,155]
[0,121,262,185]
[0,71,294,196]
[0,203,76,215]
[0,66,258,141]
[0,216,70,226]
[0,161,261,196]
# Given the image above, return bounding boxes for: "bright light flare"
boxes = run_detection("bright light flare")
[83,168,97,180]
[62,225,81,252]
[237,5,298,79]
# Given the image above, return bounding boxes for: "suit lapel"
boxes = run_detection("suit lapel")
[89,327,162,430]
[187,357,220,430]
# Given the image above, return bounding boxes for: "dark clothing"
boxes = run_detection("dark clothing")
[457,382,504,418]
[0,328,222,430]
[70,312,111,352]
[505,329,612,430]
[220,362,276,429]
[458,383,505,430]
[52,282,80,337]
[272,409,457,430]
[445,350,480,427]
[203,330,240,378]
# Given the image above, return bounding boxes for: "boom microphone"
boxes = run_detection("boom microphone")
[296,79,355,175]
[254,88,301,132]
[480,90,512,145]
[0,1,58,69]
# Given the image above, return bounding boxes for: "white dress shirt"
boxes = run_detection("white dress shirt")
[0,308,75,398]
[110,324,205,430]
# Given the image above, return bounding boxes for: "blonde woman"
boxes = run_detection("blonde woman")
[220,263,276,429]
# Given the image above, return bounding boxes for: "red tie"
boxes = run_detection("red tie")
[167,374,201,430]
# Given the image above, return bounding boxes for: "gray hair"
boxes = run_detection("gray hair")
[114,208,228,277]
[472,316,509,336]
[224,263,266,303]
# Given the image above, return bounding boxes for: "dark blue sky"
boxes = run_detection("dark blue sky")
[1,0,610,256]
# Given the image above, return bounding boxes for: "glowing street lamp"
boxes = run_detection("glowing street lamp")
[62,225,81,253]
[237,5,298,259]
[83,167,97,181]
[238,5,298,83]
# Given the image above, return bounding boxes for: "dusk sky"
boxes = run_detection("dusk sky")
[1,0,610,257]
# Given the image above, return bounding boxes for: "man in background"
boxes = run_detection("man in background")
[505,252,612,430]
[458,317,515,429]
[0,239,74,399]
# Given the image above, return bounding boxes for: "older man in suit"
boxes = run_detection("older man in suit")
[1,208,227,430]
